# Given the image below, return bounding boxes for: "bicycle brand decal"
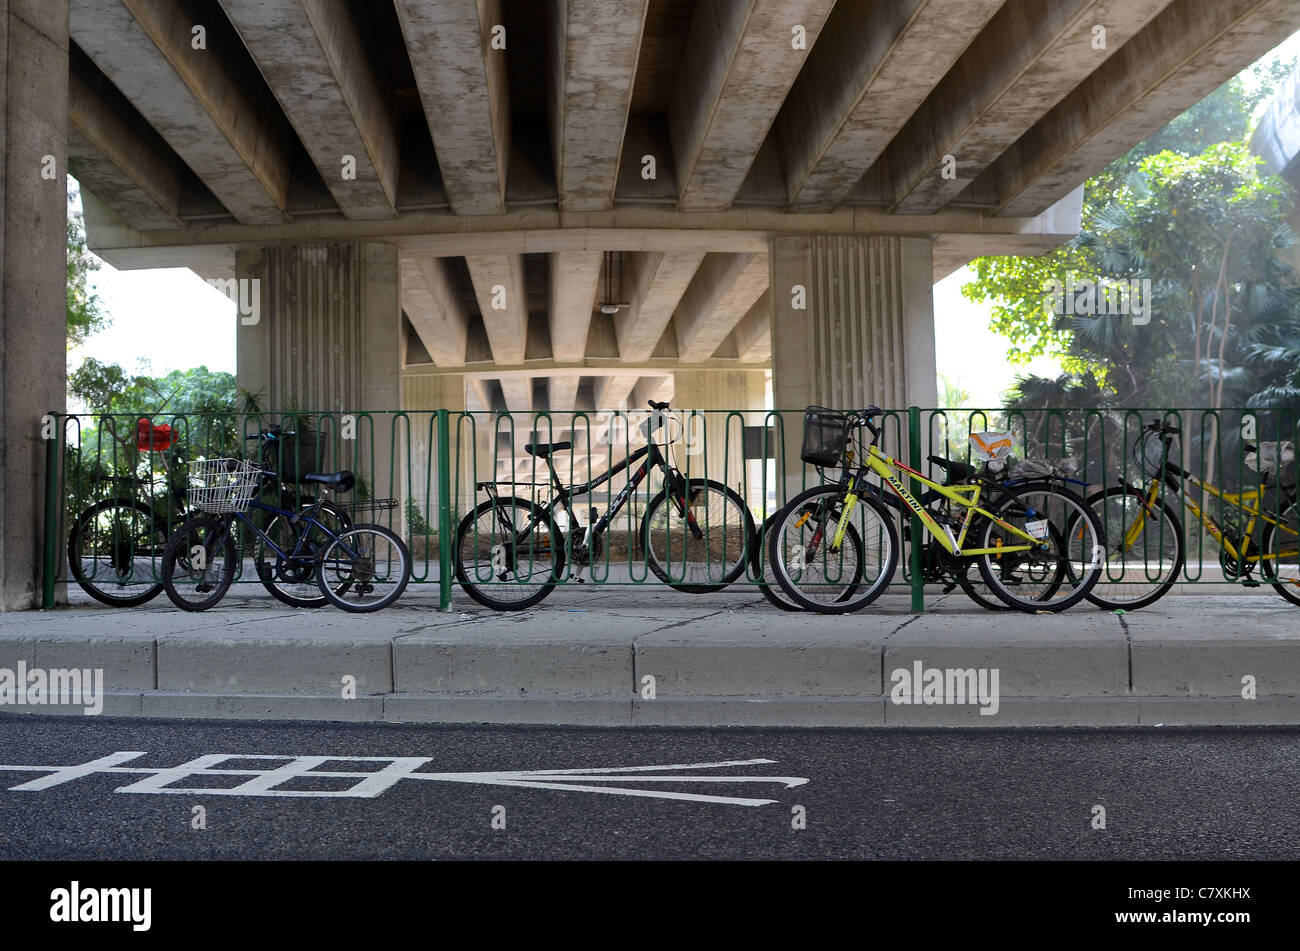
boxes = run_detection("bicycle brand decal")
[0,753,809,807]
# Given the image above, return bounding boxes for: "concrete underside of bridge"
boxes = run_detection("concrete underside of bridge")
[3,0,1299,607]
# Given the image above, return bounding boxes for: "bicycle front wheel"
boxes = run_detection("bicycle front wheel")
[1081,486,1184,610]
[317,524,411,612]
[642,478,756,592]
[768,485,897,614]
[754,513,865,611]
[976,482,1103,612]
[67,498,166,607]
[160,516,237,612]
[1262,498,1300,607]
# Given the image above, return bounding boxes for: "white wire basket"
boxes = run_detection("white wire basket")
[187,458,263,514]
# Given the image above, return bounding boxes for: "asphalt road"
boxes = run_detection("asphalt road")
[0,715,1297,860]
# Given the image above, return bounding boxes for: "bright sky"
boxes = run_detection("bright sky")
[70,31,1300,406]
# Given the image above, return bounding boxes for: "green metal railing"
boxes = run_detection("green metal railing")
[42,405,1300,611]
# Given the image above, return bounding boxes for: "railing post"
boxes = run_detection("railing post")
[907,405,924,613]
[42,411,61,609]
[436,408,453,611]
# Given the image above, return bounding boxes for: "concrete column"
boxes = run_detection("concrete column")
[0,0,69,610]
[671,369,766,506]
[770,235,937,487]
[401,371,467,562]
[235,242,403,505]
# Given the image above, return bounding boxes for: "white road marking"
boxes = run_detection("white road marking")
[0,752,808,806]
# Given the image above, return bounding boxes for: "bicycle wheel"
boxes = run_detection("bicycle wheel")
[160,516,237,611]
[642,478,756,593]
[768,485,898,614]
[454,496,565,611]
[316,523,411,612]
[976,482,1102,612]
[1081,486,1184,610]
[67,498,166,607]
[255,500,352,608]
[954,555,1008,611]
[1261,498,1300,607]
[754,513,865,611]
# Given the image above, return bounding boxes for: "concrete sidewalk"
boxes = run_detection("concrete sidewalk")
[2,586,1298,727]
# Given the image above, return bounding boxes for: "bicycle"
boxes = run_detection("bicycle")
[1081,418,1299,610]
[454,400,757,611]
[768,406,1105,614]
[160,459,410,613]
[66,424,353,608]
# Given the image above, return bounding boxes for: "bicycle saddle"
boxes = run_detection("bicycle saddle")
[927,454,976,482]
[302,470,356,492]
[525,442,572,457]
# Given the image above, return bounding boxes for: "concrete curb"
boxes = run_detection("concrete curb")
[1,594,1296,727]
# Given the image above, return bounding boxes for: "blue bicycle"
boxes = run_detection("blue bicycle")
[160,458,410,613]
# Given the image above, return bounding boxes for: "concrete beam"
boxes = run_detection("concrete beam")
[886,0,1176,214]
[674,251,769,363]
[548,0,647,212]
[778,0,1003,213]
[400,254,468,368]
[465,253,528,365]
[670,0,834,211]
[614,250,707,362]
[730,288,772,363]
[497,377,532,415]
[983,0,1300,217]
[595,373,641,412]
[219,0,400,220]
[394,0,510,216]
[548,250,602,363]
[70,0,293,225]
[67,46,184,230]
[549,376,579,414]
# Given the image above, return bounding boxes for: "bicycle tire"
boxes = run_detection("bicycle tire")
[768,485,898,614]
[454,496,566,611]
[976,481,1102,612]
[1082,485,1184,611]
[755,513,865,611]
[641,478,756,593]
[255,500,353,609]
[1261,498,1300,607]
[317,523,411,613]
[160,516,237,612]
[67,497,166,607]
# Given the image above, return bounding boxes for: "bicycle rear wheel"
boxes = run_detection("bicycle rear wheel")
[976,482,1102,612]
[454,496,565,611]
[67,498,166,607]
[255,500,352,608]
[160,516,237,611]
[1262,499,1300,607]
[768,485,897,614]
[317,524,411,612]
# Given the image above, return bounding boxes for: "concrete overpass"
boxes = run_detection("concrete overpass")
[3,0,1298,607]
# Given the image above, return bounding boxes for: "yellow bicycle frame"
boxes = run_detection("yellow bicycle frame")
[827,444,1045,557]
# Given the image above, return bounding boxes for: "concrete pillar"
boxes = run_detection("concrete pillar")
[400,371,466,565]
[0,0,69,609]
[770,235,937,488]
[671,368,766,508]
[235,242,403,504]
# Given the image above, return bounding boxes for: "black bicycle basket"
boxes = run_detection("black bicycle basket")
[263,431,326,484]
[801,406,851,467]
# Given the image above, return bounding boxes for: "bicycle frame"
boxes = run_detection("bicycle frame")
[839,444,1045,557]
[1127,462,1298,569]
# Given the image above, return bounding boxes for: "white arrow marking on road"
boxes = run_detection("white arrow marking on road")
[0,753,807,806]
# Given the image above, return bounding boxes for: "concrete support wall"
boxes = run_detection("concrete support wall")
[401,371,471,518]
[671,368,766,506]
[0,0,69,610]
[235,242,403,501]
[770,235,937,483]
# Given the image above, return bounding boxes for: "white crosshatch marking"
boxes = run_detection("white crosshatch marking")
[0,753,808,806]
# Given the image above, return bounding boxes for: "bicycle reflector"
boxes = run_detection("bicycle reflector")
[136,418,174,452]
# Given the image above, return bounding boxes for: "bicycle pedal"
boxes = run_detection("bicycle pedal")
[1242,579,1261,588]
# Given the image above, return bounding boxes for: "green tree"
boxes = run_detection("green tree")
[67,183,108,349]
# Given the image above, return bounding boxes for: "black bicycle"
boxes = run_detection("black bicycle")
[455,400,757,611]
[66,424,352,608]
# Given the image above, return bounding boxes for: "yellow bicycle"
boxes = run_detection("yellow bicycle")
[1084,419,1300,609]
[768,407,1105,613]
